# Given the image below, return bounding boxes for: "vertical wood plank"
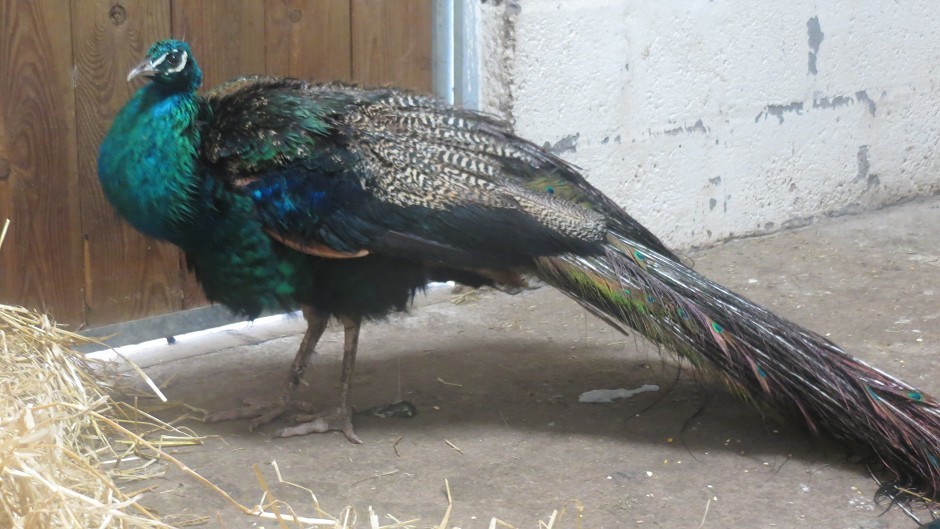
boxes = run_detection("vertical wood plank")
[171,0,267,89]
[179,249,209,310]
[351,0,433,92]
[0,1,86,326]
[72,1,184,327]
[265,0,352,81]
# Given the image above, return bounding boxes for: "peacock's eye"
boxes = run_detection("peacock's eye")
[165,51,181,67]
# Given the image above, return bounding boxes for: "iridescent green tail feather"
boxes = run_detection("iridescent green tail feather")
[536,230,940,502]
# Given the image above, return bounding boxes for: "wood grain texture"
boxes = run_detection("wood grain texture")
[179,250,209,311]
[172,0,267,89]
[72,0,185,327]
[0,0,435,329]
[0,1,85,325]
[265,0,352,81]
[351,0,433,92]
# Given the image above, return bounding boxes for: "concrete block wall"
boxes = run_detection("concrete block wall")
[473,0,940,248]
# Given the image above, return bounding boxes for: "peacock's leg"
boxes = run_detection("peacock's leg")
[274,314,362,443]
[205,305,328,428]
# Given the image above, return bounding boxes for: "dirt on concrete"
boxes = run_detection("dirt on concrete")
[112,198,940,529]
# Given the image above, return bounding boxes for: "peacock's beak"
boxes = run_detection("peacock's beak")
[126,59,157,82]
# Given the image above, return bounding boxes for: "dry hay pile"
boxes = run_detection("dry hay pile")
[0,302,395,528]
[0,304,182,528]
[0,297,579,528]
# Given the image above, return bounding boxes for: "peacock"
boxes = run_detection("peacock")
[99,39,940,505]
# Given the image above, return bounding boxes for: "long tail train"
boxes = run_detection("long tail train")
[535,229,940,503]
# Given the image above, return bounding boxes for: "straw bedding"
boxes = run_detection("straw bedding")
[0,304,184,528]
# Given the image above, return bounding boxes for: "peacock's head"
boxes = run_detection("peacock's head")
[128,39,202,92]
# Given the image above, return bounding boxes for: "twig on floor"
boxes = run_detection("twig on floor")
[352,469,400,486]
[436,479,453,529]
[436,377,463,387]
[444,439,464,455]
[697,498,712,528]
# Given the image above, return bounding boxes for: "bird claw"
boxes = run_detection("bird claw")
[204,396,361,443]
[204,396,315,429]
[275,406,362,444]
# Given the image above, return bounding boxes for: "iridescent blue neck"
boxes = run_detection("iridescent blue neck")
[97,83,202,243]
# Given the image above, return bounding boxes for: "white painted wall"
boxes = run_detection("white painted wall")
[471,0,940,248]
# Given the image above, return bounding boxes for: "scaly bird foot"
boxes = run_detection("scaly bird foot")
[275,406,362,444]
[204,396,316,431]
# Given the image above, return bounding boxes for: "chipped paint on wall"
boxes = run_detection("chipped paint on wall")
[475,1,940,248]
[856,145,880,190]
[813,95,852,109]
[855,91,877,116]
[544,133,580,154]
[807,16,824,75]
[664,119,708,136]
[756,92,879,123]
[756,102,804,124]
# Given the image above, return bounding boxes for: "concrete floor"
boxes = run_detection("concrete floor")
[111,198,940,529]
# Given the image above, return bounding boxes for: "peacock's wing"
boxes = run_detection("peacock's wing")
[199,76,672,267]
